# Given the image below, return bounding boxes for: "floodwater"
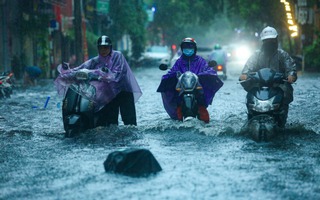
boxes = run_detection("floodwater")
[0,60,320,200]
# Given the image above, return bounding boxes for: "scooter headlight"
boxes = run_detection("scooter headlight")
[250,96,276,112]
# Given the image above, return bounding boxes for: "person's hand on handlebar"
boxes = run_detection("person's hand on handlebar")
[88,72,100,81]
[239,74,247,81]
[287,75,296,84]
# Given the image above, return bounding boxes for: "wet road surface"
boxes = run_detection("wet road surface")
[0,60,320,200]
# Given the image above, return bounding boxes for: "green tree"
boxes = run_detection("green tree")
[227,0,286,30]
[304,30,320,70]
[226,0,291,51]
[108,0,148,63]
[147,0,224,46]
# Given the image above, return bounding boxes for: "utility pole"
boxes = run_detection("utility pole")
[74,0,83,65]
[0,0,8,72]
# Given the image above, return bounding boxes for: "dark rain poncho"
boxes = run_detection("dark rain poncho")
[157,55,223,120]
[241,49,297,104]
[54,51,142,111]
[242,49,296,76]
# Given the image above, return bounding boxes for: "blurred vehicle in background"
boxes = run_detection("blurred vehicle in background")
[141,45,171,67]
[196,46,213,61]
[225,43,253,62]
[208,44,228,80]
[170,49,182,68]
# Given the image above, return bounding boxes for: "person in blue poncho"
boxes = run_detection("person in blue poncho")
[157,37,223,123]
[24,66,42,86]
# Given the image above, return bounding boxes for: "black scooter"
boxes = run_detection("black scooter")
[240,68,287,142]
[0,72,14,98]
[60,63,100,137]
[158,64,204,121]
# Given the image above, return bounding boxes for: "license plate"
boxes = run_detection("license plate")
[217,71,223,76]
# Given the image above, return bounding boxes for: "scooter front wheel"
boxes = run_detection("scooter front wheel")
[64,127,79,138]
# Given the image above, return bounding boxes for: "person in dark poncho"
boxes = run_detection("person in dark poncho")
[239,26,297,127]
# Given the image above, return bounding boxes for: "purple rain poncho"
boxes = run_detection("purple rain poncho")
[54,50,142,112]
[157,55,223,119]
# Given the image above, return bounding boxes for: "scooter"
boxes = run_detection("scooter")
[240,68,286,142]
[158,64,204,121]
[176,70,203,120]
[0,72,14,98]
[208,60,227,80]
[59,63,109,137]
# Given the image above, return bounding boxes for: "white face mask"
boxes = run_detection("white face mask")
[182,48,195,57]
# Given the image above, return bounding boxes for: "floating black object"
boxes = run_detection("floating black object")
[104,148,162,177]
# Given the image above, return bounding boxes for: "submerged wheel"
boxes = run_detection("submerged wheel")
[258,125,268,142]
[64,128,78,138]
[222,75,227,80]
[64,122,80,138]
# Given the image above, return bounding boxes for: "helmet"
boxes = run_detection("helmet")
[260,26,278,41]
[214,44,222,50]
[97,35,112,46]
[180,37,197,50]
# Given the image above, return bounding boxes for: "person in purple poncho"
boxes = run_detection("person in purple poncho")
[157,38,223,123]
[54,35,142,126]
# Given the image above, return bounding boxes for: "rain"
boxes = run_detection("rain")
[1,60,320,199]
[1,0,320,199]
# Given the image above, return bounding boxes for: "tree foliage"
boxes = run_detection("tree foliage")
[304,30,320,69]
[226,0,286,30]
[108,0,148,61]
[147,0,224,46]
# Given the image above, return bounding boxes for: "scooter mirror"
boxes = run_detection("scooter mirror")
[101,67,109,73]
[62,62,69,70]
[159,64,168,71]
[208,60,217,68]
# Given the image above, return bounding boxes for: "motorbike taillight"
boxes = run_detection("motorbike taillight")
[217,65,223,71]
[0,81,2,85]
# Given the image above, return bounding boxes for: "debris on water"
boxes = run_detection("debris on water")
[104,148,162,177]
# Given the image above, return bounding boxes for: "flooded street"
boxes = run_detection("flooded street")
[1,61,320,200]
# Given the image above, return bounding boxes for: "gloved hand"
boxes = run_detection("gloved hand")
[75,71,89,80]
[101,67,109,73]
[62,62,69,70]
[239,74,247,81]
[88,72,100,81]
[287,75,296,83]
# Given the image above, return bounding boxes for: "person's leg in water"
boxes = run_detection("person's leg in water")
[175,95,183,121]
[196,91,209,123]
[278,104,289,128]
[96,97,119,126]
[278,84,293,128]
[23,72,34,86]
[118,91,137,125]
[176,105,183,121]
